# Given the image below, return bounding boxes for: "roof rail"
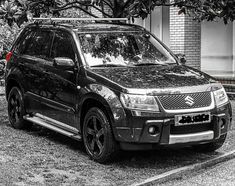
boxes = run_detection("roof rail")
[32,17,129,23]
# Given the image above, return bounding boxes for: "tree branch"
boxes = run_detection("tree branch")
[122,0,135,10]
[53,1,112,18]
[153,1,207,14]
[102,0,114,11]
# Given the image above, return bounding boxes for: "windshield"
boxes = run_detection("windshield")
[78,32,176,67]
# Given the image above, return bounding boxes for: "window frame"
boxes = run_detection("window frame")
[13,28,34,55]
[50,29,78,64]
[21,28,54,60]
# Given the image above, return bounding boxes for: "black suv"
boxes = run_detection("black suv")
[5,18,232,163]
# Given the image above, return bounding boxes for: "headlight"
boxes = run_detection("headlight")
[213,87,229,107]
[120,93,159,112]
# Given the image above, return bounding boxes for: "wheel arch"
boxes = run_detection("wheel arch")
[6,78,24,100]
[79,94,115,132]
[78,87,127,141]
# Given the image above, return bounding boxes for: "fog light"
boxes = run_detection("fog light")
[219,118,226,129]
[148,126,158,135]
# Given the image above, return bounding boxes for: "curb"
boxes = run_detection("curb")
[132,149,235,186]
[0,79,4,86]
[0,84,5,96]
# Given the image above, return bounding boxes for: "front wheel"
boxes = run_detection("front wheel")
[82,107,119,163]
[8,87,31,129]
[193,134,227,152]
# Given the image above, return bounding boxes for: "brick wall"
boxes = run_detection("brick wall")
[170,6,201,69]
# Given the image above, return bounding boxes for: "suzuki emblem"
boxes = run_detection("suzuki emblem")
[185,96,195,106]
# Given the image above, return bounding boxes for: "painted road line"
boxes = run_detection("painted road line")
[132,149,235,186]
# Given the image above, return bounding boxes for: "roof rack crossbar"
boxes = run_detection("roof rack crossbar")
[32,17,129,23]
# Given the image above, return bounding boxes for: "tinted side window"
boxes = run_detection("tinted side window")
[23,30,53,59]
[51,31,75,61]
[14,30,34,54]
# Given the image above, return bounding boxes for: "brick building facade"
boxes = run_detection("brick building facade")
[135,7,235,76]
[170,7,201,69]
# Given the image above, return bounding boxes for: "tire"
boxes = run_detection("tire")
[193,134,227,152]
[8,87,31,129]
[82,107,119,163]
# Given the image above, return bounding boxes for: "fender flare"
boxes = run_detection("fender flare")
[78,84,127,128]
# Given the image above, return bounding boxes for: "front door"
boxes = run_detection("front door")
[40,30,79,130]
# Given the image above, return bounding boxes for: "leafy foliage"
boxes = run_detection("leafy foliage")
[0,0,234,58]
[0,19,21,58]
[0,0,234,27]
[0,0,83,58]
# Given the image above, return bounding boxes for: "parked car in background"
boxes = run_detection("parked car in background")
[4,18,232,163]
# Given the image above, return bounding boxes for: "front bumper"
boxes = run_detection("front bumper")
[169,130,214,144]
[114,103,232,150]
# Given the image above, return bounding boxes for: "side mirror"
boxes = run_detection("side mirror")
[0,59,6,77]
[53,57,75,70]
[175,53,187,65]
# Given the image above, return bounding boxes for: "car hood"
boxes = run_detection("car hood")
[90,65,217,94]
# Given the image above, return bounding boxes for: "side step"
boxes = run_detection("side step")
[24,115,82,141]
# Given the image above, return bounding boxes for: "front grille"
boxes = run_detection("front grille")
[157,92,212,110]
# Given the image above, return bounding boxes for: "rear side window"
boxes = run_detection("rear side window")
[22,30,53,59]
[14,29,33,54]
[51,31,75,61]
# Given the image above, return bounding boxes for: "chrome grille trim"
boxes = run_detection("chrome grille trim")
[169,131,214,144]
[156,92,215,114]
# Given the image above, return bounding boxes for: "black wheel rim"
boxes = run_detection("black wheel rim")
[8,92,22,124]
[84,115,105,156]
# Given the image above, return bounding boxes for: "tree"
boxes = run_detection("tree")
[0,19,20,58]
[0,0,234,27]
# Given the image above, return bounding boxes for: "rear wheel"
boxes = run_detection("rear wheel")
[8,87,31,129]
[193,134,227,152]
[83,107,119,163]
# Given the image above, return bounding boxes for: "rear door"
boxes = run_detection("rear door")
[14,28,54,114]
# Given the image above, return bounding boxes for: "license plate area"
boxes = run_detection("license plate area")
[175,112,211,126]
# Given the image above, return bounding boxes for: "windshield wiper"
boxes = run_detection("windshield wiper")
[134,63,164,67]
[91,64,126,67]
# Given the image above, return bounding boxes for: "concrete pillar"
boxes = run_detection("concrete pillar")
[133,16,151,32]
[134,7,170,47]
[162,6,170,47]
[143,15,151,32]
[150,7,163,39]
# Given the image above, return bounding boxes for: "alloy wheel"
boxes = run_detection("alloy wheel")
[8,91,22,124]
[84,115,105,156]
